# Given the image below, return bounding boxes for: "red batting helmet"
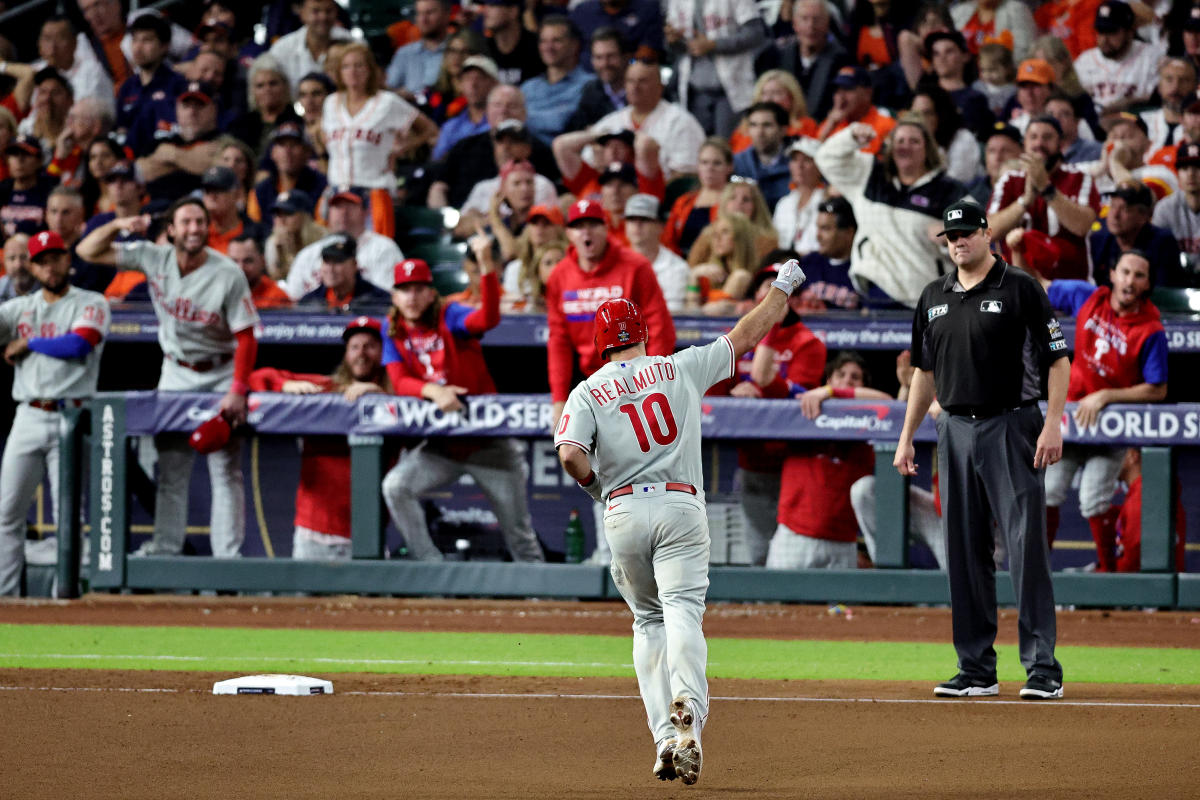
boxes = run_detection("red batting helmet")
[190,414,232,454]
[593,298,646,359]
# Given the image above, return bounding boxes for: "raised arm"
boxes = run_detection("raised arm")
[76,216,150,266]
[726,260,805,359]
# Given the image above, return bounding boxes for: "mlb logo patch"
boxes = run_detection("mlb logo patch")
[980,300,1003,313]
[947,209,963,220]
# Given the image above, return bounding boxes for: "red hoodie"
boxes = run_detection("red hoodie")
[1068,287,1165,401]
[545,241,676,402]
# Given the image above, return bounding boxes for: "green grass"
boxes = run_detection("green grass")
[0,624,1198,684]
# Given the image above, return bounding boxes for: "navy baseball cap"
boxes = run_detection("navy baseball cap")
[983,121,1023,147]
[200,165,238,192]
[269,121,308,146]
[271,189,314,215]
[937,200,988,236]
[1094,0,1135,32]
[329,185,366,206]
[832,66,871,89]
[321,234,357,262]
[4,134,42,159]
[179,81,216,105]
[598,161,637,186]
[597,128,636,147]
[1177,142,1200,168]
[492,119,531,142]
[104,161,138,183]
[1187,4,1200,32]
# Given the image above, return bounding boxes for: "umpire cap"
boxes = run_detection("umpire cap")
[937,201,988,237]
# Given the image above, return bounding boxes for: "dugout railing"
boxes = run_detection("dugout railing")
[61,391,1199,608]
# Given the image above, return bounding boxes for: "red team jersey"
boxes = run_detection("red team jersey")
[545,242,676,402]
[989,163,1101,279]
[777,442,874,542]
[1049,283,1168,401]
[1116,476,1187,573]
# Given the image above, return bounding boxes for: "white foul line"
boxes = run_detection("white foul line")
[0,685,1197,709]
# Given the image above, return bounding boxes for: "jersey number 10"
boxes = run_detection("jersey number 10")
[618,392,679,453]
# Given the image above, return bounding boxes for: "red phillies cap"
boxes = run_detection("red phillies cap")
[343,315,383,341]
[567,198,607,226]
[393,258,433,286]
[189,415,232,454]
[28,230,68,261]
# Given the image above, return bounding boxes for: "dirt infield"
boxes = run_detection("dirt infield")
[3,597,1200,799]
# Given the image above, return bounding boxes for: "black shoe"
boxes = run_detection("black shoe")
[933,673,999,697]
[1019,675,1063,700]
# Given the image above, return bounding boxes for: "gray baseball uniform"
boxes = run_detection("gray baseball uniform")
[554,334,735,748]
[0,287,109,594]
[116,242,260,557]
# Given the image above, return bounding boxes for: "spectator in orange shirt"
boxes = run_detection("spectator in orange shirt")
[201,165,263,254]
[816,66,896,155]
[229,234,292,309]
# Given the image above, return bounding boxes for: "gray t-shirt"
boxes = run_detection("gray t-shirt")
[554,335,735,497]
[116,242,259,367]
[0,286,109,401]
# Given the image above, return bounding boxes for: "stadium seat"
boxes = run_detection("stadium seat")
[1150,287,1200,314]
[396,205,449,249]
[408,241,467,269]
[432,266,469,296]
[662,174,700,215]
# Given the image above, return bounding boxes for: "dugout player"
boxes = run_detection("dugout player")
[554,259,807,785]
[0,231,110,595]
[77,197,260,558]
[380,246,544,562]
[250,316,391,560]
[895,200,1070,700]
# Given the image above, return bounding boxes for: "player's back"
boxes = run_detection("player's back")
[558,336,735,499]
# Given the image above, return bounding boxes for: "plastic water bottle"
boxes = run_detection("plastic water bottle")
[565,509,584,564]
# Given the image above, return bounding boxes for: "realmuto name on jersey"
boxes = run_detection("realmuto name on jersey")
[589,361,676,407]
[327,128,384,146]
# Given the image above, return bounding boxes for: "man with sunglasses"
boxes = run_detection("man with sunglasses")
[895,200,1071,701]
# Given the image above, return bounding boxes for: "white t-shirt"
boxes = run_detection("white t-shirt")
[1074,40,1165,111]
[773,187,826,256]
[554,335,735,497]
[284,230,402,300]
[592,100,706,178]
[0,286,109,401]
[650,246,691,313]
[460,175,559,215]
[269,25,356,92]
[322,91,420,190]
[33,50,114,113]
[116,242,258,367]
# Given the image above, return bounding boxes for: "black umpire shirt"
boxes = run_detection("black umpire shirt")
[910,255,1068,411]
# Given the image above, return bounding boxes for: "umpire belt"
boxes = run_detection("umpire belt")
[943,398,1039,419]
[168,353,233,372]
[608,482,697,501]
[27,398,85,412]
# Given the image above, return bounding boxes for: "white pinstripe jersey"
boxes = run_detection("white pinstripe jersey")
[0,286,109,400]
[554,335,735,495]
[322,91,419,190]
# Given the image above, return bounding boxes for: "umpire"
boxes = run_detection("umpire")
[894,200,1071,700]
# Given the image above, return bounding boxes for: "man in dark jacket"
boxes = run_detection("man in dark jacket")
[754,0,852,121]
[298,235,392,312]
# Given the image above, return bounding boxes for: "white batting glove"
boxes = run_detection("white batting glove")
[771,259,806,296]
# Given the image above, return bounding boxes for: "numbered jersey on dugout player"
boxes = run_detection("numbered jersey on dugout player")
[554,335,736,499]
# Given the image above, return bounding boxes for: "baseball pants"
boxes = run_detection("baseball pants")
[139,434,245,557]
[292,526,352,561]
[604,487,710,745]
[1045,444,1124,517]
[937,407,1062,683]
[738,468,781,567]
[851,476,948,570]
[765,524,856,569]
[381,438,544,562]
[0,404,62,595]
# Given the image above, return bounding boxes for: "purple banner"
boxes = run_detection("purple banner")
[108,391,1200,446]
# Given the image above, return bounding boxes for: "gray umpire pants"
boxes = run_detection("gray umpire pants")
[382,437,545,562]
[937,406,1062,683]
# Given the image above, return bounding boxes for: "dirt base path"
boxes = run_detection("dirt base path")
[2,596,1199,799]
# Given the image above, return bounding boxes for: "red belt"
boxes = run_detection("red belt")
[169,353,233,372]
[608,482,697,498]
[28,398,84,411]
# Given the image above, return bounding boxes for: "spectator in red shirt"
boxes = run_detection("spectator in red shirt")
[381,248,546,562]
[1113,447,1187,573]
[547,198,676,426]
[249,316,392,560]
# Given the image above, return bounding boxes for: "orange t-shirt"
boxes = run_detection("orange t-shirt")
[959,12,994,56]
[104,270,146,300]
[1033,0,1102,60]
[823,107,896,155]
[102,32,130,88]
[252,275,293,309]
[208,220,245,255]
[857,27,890,67]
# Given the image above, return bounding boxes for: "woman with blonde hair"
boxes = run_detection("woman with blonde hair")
[264,190,329,281]
[505,238,567,313]
[321,40,438,239]
[662,137,734,256]
[688,177,780,264]
[1027,35,1100,139]
[502,204,565,305]
[425,28,486,125]
[729,70,818,153]
[815,113,967,307]
[687,211,760,315]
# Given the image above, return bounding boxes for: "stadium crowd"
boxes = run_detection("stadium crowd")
[0,0,1193,592]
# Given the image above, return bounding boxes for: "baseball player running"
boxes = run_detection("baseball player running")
[78,197,260,557]
[0,231,110,595]
[554,260,806,785]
